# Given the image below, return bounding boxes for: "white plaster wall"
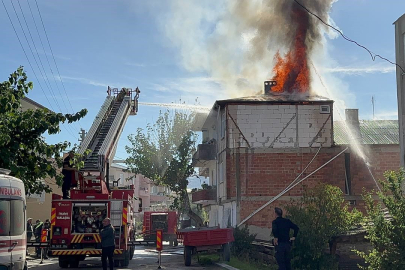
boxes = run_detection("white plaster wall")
[227,104,332,149]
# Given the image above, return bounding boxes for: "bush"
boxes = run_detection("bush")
[231,226,257,258]
[356,170,405,270]
[286,183,362,270]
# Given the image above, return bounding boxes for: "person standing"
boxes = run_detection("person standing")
[100,218,115,270]
[62,151,76,199]
[26,218,33,255]
[272,207,299,270]
[42,219,51,259]
[34,219,44,258]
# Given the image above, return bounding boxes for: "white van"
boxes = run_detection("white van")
[0,169,27,270]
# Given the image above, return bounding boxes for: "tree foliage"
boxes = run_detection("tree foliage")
[0,67,87,194]
[125,109,203,224]
[286,184,362,270]
[356,170,405,270]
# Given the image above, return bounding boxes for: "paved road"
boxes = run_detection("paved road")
[28,245,223,270]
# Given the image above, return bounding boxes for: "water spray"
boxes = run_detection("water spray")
[139,102,210,113]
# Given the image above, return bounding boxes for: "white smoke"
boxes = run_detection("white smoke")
[158,0,343,97]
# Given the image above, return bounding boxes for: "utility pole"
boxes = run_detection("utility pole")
[78,129,86,144]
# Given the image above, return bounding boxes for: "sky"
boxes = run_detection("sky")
[1,0,404,188]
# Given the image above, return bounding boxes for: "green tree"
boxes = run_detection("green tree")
[0,67,87,194]
[125,109,204,225]
[286,184,362,270]
[356,170,405,270]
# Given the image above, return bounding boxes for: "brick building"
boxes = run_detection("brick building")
[192,86,399,240]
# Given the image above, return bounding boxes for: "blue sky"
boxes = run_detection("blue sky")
[1,0,404,187]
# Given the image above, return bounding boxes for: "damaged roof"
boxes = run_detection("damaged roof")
[216,93,332,106]
[334,120,399,145]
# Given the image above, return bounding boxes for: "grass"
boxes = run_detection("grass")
[198,253,220,265]
[198,254,277,270]
[226,256,277,270]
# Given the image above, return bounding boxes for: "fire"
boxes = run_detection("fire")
[271,6,310,93]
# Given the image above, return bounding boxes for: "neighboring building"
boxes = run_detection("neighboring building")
[110,163,174,215]
[192,84,399,240]
[21,97,48,112]
[21,97,60,222]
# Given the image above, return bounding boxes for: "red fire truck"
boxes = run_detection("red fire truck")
[49,88,142,268]
[143,211,178,247]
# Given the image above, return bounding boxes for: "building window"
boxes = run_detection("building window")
[344,153,351,195]
[221,110,226,139]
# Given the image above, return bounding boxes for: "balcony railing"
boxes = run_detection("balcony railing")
[192,187,216,205]
[192,143,216,167]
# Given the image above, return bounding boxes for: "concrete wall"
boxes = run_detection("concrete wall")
[227,104,333,149]
[26,180,61,222]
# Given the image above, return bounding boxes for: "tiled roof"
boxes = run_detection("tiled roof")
[334,120,399,145]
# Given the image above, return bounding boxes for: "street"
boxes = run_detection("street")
[27,244,224,270]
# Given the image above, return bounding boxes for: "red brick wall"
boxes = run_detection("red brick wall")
[226,145,399,228]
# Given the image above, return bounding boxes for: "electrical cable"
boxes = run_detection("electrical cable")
[238,147,348,227]
[34,0,83,130]
[26,0,82,132]
[10,0,64,113]
[16,0,79,137]
[1,0,78,141]
[293,0,405,75]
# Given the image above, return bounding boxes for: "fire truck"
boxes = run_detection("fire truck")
[49,88,143,268]
[143,211,178,247]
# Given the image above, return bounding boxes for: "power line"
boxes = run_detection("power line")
[34,0,83,130]
[25,0,82,132]
[293,0,405,74]
[16,1,72,116]
[10,0,63,112]
[8,0,78,139]
[16,0,80,136]
[1,0,77,141]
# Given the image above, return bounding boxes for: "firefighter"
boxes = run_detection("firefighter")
[62,151,76,199]
[42,219,51,259]
[272,207,299,270]
[100,218,115,270]
[34,219,44,258]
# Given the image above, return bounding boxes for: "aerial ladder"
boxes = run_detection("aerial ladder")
[47,87,152,269]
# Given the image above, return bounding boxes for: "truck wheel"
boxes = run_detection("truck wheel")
[120,251,130,267]
[114,260,120,267]
[174,239,179,247]
[129,246,135,260]
[70,257,80,268]
[58,256,69,268]
[222,243,231,262]
[184,246,192,266]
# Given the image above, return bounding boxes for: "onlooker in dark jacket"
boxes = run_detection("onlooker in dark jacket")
[100,218,115,270]
[272,207,299,270]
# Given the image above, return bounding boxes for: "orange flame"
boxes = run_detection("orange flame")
[271,7,310,93]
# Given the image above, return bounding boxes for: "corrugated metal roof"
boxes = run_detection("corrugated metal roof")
[334,120,399,145]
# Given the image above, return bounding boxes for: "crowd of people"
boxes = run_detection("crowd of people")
[26,218,51,258]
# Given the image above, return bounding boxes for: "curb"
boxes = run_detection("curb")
[215,262,240,270]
